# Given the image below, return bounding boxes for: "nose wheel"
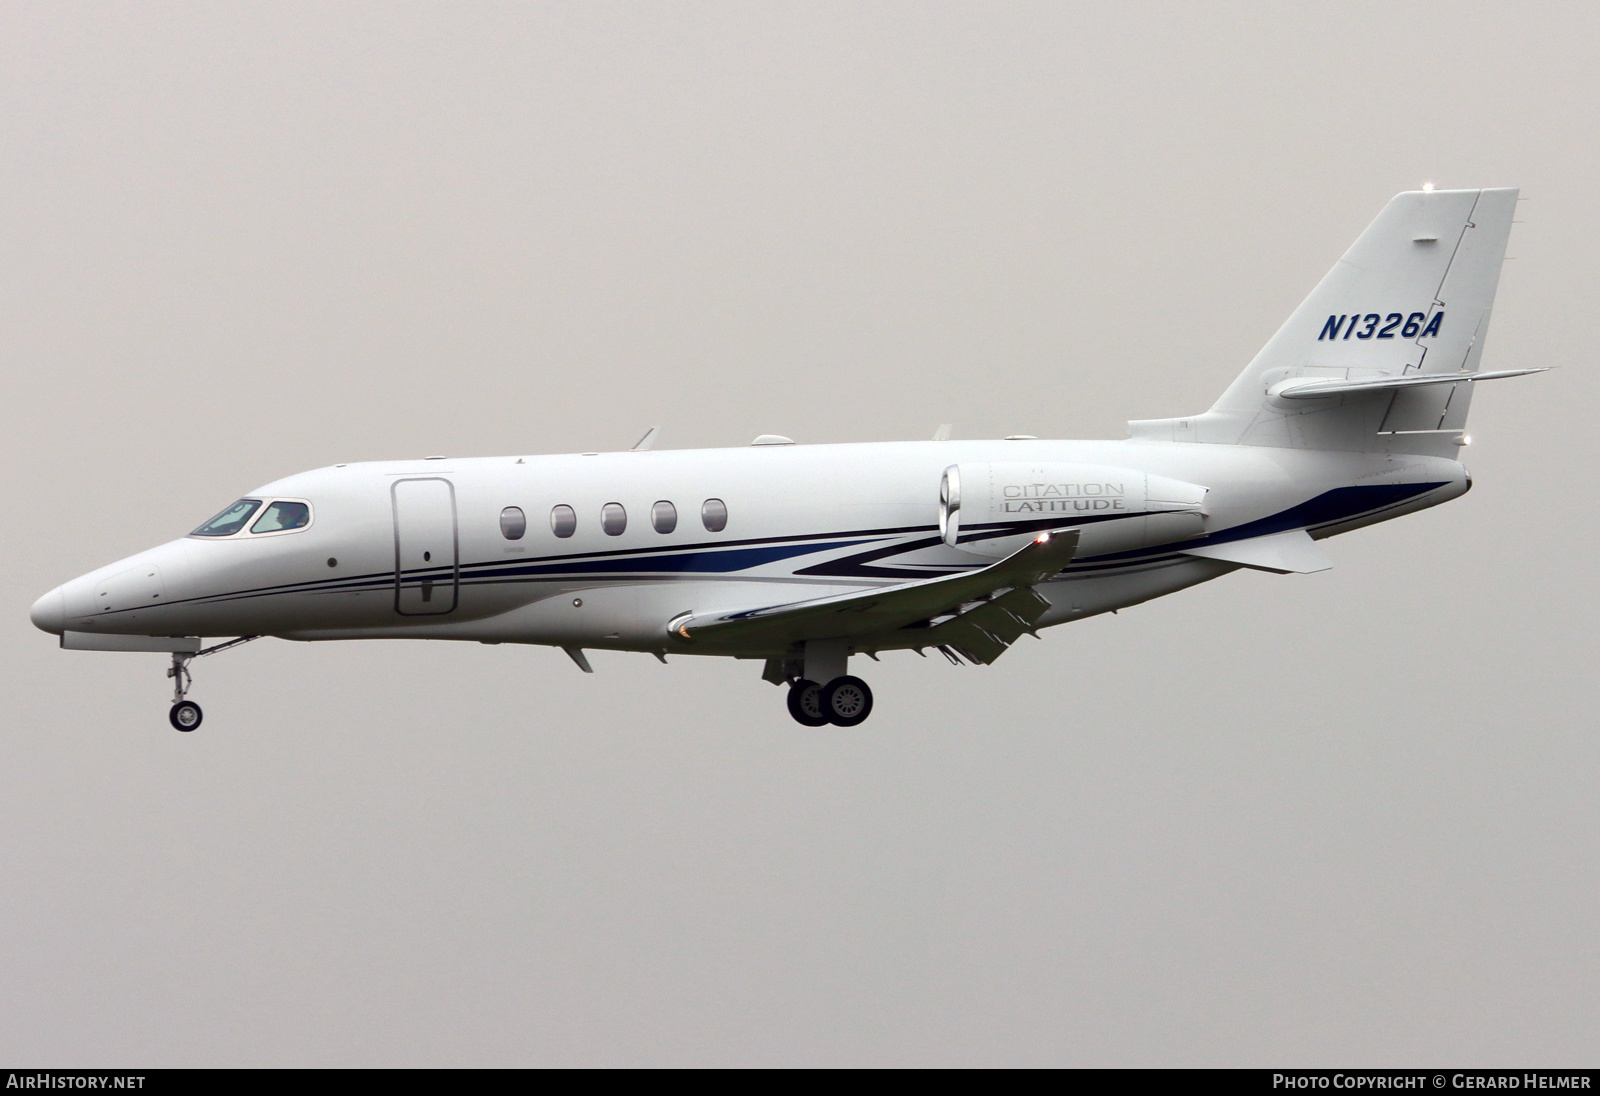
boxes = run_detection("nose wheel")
[786,675,874,727]
[169,700,203,732]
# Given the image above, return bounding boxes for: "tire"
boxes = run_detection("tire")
[169,701,203,732]
[821,676,873,727]
[786,680,828,727]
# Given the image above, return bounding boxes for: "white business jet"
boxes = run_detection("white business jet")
[31,188,1542,731]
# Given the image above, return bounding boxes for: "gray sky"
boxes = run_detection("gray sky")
[4,0,1596,1067]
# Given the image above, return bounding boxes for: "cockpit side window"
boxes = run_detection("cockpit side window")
[251,500,312,534]
[191,499,262,537]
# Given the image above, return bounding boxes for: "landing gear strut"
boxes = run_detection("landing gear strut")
[167,653,199,730]
[165,636,259,732]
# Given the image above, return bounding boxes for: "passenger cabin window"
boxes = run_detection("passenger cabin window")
[550,505,577,538]
[701,498,728,532]
[651,500,677,534]
[601,502,627,536]
[251,500,311,534]
[192,499,261,537]
[500,506,526,540]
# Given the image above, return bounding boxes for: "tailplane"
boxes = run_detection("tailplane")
[1130,188,1533,457]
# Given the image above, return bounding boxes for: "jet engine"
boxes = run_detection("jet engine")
[939,462,1208,559]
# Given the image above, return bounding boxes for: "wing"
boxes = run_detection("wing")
[672,529,1079,657]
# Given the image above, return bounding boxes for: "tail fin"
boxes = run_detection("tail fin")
[1130,188,1522,457]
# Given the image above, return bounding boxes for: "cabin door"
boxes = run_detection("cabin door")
[392,477,458,615]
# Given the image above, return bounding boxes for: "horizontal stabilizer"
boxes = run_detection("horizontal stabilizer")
[1270,368,1548,401]
[674,529,1079,649]
[1181,530,1332,574]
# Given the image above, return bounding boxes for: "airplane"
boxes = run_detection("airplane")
[30,187,1543,731]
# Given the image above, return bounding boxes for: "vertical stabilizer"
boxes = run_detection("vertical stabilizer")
[1129,188,1519,456]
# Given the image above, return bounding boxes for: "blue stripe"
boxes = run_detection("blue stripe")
[443,539,876,581]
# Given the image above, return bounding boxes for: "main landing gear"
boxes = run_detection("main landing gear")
[165,635,259,732]
[776,640,877,727]
[786,676,874,727]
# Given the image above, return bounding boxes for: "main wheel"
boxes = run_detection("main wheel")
[821,676,873,727]
[786,679,828,726]
[169,700,203,732]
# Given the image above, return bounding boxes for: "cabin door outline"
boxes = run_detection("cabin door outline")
[392,477,459,615]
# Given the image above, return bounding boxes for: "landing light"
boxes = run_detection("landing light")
[1034,532,1051,544]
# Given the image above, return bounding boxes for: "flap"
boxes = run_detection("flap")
[1181,529,1332,574]
[916,586,1053,665]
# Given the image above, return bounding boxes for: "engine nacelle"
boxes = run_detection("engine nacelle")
[939,462,1208,559]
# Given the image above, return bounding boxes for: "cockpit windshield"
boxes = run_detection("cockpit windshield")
[251,500,311,533]
[191,499,262,537]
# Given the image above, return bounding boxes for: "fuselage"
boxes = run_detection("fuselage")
[29,438,1468,658]
[26,186,1521,734]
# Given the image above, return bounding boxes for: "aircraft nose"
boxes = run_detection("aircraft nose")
[30,586,66,635]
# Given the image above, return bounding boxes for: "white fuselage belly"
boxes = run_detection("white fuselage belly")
[51,439,1468,657]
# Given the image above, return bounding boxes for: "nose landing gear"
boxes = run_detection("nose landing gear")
[165,635,259,732]
[167,653,198,730]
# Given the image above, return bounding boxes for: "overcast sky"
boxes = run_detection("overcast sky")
[4,1,1596,1066]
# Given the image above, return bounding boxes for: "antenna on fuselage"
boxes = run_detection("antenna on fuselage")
[631,426,661,451]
